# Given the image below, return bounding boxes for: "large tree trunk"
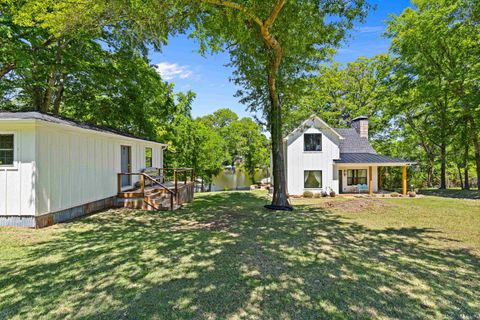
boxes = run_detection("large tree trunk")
[53,73,66,114]
[269,86,290,208]
[265,44,290,209]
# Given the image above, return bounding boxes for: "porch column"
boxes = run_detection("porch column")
[368,166,373,195]
[402,165,407,196]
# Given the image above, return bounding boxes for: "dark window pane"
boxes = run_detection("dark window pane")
[0,150,14,165]
[304,170,322,188]
[304,134,322,151]
[358,170,367,177]
[0,135,14,149]
[145,148,152,167]
[347,169,368,185]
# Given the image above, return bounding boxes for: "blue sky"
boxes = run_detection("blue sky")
[149,0,412,119]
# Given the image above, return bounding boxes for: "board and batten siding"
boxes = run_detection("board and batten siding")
[286,127,340,195]
[35,122,163,216]
[0,122,36,216]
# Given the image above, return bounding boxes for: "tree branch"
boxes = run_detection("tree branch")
[198,0,263,27]
[0,62,15,79]
[264,0,285,29]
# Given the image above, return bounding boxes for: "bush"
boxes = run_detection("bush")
[303,191,314,198]
[329,191,336,197]
[313,192,321,198]
[408,191,417,198]
[391,192,400,198]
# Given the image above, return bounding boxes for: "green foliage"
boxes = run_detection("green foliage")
[200,108,270,184]
[284,55,392,137]
[386,0,480,189]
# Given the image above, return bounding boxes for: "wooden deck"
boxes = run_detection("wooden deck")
[117,168,195,211]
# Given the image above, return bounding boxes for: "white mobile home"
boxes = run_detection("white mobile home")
[0,112,167,228]
[283,115,413,196]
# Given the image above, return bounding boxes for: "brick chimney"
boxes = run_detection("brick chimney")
[351,116,369,139]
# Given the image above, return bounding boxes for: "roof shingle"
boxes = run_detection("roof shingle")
[334,128,376,154]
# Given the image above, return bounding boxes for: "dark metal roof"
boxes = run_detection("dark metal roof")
[334,128,376,154]
[0,111,165,144]
[335,153,412,164]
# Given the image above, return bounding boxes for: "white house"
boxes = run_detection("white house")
[283,115,413,196]
[0,112,167,228]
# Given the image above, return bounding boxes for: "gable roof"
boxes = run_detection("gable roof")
[0,111,167,145]
[285,115,344,141]
[334,128,376,154]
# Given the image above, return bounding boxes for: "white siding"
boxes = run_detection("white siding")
[286,127,340,195]
[0,122,36,216]
[35,122,163,216]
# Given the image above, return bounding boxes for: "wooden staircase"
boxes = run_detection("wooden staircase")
[116,168,195,211]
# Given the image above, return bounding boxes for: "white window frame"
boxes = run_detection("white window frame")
[0,131,17,169]
[304,170,323,189]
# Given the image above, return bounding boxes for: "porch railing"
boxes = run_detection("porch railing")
[117,168,195,210]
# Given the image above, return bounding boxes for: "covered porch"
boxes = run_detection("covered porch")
[335,153,414,196]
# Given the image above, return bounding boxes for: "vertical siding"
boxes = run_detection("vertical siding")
[286,127,340,195]
[0,123,36,216]
[35,124,163,216]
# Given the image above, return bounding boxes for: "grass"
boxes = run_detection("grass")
[0,191,479,319]
[418,188,480,200]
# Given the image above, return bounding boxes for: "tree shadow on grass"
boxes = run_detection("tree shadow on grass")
[419,188,480,200]
[0,192,479,319]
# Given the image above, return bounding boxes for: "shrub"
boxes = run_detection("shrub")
[408,191,417,198]
[391,192,400,198]
[329,191,336,197]
[303,191,314,198]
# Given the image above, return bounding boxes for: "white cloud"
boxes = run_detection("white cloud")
[154,62,193,80]
[357,26,385,34]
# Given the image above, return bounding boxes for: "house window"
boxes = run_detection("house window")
[145,147,153,168]
[0,134,14,166]
[304,133,322,151]
[304,170,322,189]
[347,169,367,185]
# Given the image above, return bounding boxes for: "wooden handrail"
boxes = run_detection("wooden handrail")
[118,168,195,211]
[143,173,175,195]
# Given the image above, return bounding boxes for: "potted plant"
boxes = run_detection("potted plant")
[329,187,336,197]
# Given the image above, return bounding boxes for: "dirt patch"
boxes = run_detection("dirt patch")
[318,198,394,213]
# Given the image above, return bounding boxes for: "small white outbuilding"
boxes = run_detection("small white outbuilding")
[0,112,167,228]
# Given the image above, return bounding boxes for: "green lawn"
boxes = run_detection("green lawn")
[1,192,479,319]
[418,188,480,200]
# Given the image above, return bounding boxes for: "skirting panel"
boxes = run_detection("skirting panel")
[0,196,117,228]
[0,216,36,228]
